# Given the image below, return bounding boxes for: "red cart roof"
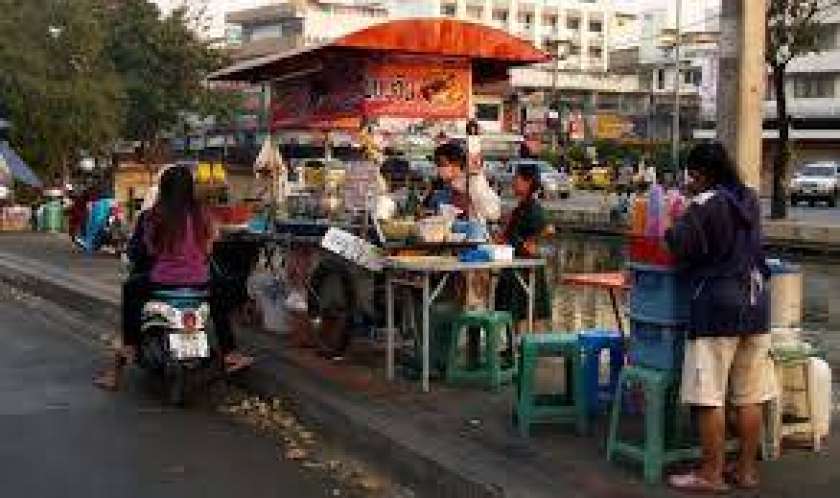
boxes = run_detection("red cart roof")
[210,18,549,82]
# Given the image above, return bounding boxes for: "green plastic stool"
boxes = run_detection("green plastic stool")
[444,311,515,391]
[607,365,702,484]
[514,333,588,437]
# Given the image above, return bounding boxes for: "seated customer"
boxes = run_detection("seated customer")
[493,164,551,331]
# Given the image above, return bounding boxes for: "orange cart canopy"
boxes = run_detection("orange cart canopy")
[210,18,549,84]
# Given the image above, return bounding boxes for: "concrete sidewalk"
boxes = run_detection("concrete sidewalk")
[0,232,837,498]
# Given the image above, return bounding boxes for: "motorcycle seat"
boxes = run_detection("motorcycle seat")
[151,288,209,300]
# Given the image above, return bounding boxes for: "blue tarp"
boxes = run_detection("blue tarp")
[0,141,42,188]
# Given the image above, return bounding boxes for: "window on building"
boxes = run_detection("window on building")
[441,4,456,16]
[466,6,483,20]
[684,69,702,86]
[567,17,580,30]
[590,46,603,59]
[569,45,581,56]
[815,24,839,50]
[589,20,603,33]
[794,75,836,98]
[492,9,508,22]
[475,103,501,122]
[544,15,558,29]
[657,69,665,90]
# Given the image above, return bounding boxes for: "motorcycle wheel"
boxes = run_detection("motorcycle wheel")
[165,362,187,407]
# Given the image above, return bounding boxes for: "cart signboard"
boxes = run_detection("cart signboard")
[321,227,383,272]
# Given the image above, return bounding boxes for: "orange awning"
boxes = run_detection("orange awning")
[210,19,549,83]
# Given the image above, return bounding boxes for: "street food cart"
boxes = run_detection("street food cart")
[210,19,549,391]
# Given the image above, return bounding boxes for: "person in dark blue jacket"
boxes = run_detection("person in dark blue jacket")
[665,142,774,493]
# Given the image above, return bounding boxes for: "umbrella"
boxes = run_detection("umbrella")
[0,141,43,188]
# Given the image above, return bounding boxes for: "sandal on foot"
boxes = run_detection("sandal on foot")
[224,353,254,373]
[93,368,121,391]
[724,463,759,490]
[668,473,731,494]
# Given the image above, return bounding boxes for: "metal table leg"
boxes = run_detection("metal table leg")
[422,271,431,393]
[386,274,395,381]
[528,268,536,333]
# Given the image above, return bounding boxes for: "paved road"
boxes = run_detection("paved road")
[0,285,331,498]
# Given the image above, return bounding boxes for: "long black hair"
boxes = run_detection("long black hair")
[685,141,743,187]
[147,165,211,254]
[515,163,542,197]
[433,141,467,170]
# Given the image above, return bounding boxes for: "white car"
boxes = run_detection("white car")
[789,162,840,207]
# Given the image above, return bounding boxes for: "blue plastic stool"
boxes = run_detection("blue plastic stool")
[579,329,625,415]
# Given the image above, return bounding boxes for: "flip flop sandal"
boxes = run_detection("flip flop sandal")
[93,369,120,391]
[225,355,254,374]
[724,463,760,490]
[668,473,732,494]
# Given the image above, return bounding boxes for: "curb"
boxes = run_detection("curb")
[0,254,508,498]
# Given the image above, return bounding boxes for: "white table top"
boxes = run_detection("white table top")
[384,256,545,273]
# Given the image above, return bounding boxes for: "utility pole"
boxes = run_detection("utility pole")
[672,0,682,172]
[717,0,764,189]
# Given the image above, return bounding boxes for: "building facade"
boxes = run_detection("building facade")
[225,0,389,60]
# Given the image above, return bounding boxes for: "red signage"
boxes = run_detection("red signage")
[362,60,470,119]
[270,56,472,129]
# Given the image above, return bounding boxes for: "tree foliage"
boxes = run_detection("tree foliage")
[0,0,122,179]
[103,0,229,159]
[0,0,236,180]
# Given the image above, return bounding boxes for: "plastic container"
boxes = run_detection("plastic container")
[478,244,514,261]
[627,262,691,323]
[628,313,688,371]
[626,236,676,266]
[630,196,648,236]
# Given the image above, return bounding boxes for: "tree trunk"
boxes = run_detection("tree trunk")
[771,64,789,220]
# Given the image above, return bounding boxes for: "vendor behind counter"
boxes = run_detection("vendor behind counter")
[423,141,501,223]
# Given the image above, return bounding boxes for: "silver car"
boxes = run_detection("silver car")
[789,162,840,207]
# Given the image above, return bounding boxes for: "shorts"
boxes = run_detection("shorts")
[680,334,776,407]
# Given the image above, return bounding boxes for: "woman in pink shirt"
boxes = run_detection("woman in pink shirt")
[94,166,251,390]
[144,166,214,286]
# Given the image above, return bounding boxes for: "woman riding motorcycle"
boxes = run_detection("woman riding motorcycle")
[94,166,252,390]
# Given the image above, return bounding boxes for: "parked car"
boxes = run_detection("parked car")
[789,162,840,207]
[506,159,571,199]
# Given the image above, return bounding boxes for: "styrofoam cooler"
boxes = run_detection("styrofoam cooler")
[767,259,802,329]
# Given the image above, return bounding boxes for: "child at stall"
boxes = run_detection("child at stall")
[494,163,551,331]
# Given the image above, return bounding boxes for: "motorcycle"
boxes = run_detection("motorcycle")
[139,286,222,405]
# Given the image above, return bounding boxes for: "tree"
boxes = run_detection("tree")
[767,0,840,219]
[102,0,230,168]
[0,0,123,182]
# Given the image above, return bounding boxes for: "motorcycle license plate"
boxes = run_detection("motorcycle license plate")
[168,332,209,359]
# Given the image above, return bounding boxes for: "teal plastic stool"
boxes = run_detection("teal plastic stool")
[514,333,588,437]
[607,365,697,484]
[445,311,515,391]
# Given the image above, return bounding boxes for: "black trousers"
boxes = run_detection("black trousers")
[122,274,236,353]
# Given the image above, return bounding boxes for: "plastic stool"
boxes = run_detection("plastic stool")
[444,311,515,391]
[579,329,625,415]
[514,333,588,437]
[607,365,689,484]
